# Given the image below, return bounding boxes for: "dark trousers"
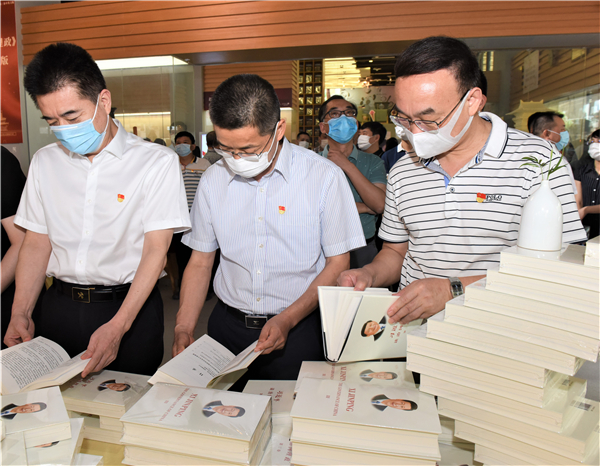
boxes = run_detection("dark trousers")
[208,300,325,389]
[350,236,379,269]
[34,283,164,376]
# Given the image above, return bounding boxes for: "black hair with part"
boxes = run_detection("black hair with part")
[175,131,195,145]
[209,74,280,137]
[24,43,106,107]
[394,36,480,95]
[318,95,358,122]
[206,131,217,147]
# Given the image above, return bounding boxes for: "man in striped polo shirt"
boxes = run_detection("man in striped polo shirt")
[339,36,586,325]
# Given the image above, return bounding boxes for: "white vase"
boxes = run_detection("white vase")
[517,179,563,251]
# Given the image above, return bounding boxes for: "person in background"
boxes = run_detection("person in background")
[1,147,29,348]
[297,131,311,149]
[204,131,222,165]
[173,74,364,384]
[573,129,600,239]
[385,137,399,152]
[6,42,191,376]
[339,36,586,326]
[154,138,167,146]
[317,133,328,154]
[172,131,211,297]
[358,122,386,156]
[318,96,387,268]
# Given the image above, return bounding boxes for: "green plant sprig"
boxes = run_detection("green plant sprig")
[521,146,565,181]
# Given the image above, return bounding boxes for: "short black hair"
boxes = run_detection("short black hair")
[318,95,358,122]
[361,122,386,145]
[591,129,600,139]
[478,70,488,97]
[24,43,106,107]
[361,320,374,337]
[209,74,280,137]
[385,138,399,152]
[530,111,564,137]
[394,36,480,95]
[206,131,217,147]
[297,131,310,139]
[175,131,195,145]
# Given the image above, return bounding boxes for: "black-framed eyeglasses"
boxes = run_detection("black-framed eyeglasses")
[390,90,470,132]
[324,108,357,120]
[214,122,279,161]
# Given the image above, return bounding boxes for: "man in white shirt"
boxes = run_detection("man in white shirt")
[339,36,586,325]
[4,43,190,376]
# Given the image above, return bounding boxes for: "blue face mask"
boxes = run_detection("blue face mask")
[550,130,570,151]
[50,96,109,155]
[174,144,192,157]
[326,115,358,144]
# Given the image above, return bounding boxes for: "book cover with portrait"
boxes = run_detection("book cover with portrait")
[61,370,151,418]
[25,418,84,466]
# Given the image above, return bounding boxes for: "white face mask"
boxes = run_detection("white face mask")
[402,90,474,158]
[589,142,600,161]
[218,125,279,178]
[298,140,310,149]
[357,134,373,151]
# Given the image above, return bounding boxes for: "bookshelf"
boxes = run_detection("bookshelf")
[298,59,324,149]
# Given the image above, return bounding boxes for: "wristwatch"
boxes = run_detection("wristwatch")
[448,277,464,298]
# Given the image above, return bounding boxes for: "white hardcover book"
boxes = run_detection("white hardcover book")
[585,236,600,267]
[0,386,71,448]
[427,318,583,375]
[99,416,122,432]
[61,370,150,418]
[438,416,474,448]
[120,383,271,464]
[265,433,292,466]
[486,269,599,315]
[438,442,476,466]
[439,397,599,462]
[499,244,599,292]
[72,453,104,466]
[69,412,123,444]
[465,278,599,338]
[1,432,27,466]
[0,337,87,395]
[420,375,586,433]
[26,418,84,466]
[408,324,551,387]
[148,334,261,390]
[318,286,421,363]
[474,444,534,465]
[1,419,4,441]
[294,360,415,393]
[406,352,565,408]
[242,380,295,419]
[454,420,600,466]
[290,378,441,460]
[290,441,437,466]
[445,295,599,361]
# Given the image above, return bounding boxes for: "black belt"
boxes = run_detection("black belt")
[224,303,276,329]
[54,279,131,303]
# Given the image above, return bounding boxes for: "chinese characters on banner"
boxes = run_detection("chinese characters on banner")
[1,1,23,144]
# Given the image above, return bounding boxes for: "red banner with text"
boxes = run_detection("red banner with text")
[1,1,23,144]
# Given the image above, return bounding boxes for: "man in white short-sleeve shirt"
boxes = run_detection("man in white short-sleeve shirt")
[4,43,191,376]
[338,36,586,325]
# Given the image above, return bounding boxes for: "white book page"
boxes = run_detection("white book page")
[29,352,87,391]
[333,295,362,359]
[152,335,235,388]
[0,337,71,395]
[219,341,262,377]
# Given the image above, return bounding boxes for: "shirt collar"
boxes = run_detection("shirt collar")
[419,112,507,167]
[226,137,291,184]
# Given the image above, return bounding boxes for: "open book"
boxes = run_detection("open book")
[148,334,262,390]
[0,337,87,395]
[318,286,422,363]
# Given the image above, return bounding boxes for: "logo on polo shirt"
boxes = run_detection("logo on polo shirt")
[279,206,286,214]
[476,192,502,203]
[117,194,125,203]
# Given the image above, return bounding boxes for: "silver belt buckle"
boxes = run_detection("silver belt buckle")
[245,315,267,329]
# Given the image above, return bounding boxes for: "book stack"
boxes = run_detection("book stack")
[61,370,151,445]
[290,377,442,465]
[243,380,296,438]
[120,383,272,465]
[25,418,85,466]
[407,243,600,465]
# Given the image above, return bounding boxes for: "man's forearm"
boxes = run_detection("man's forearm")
[278,253,350,328]
[363,242,407,288]
[12,231,52,317]
[344,164,386,214]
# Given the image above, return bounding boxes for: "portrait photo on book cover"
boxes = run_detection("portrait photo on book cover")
[371,395,417,412]
[97,380,131,392]
[361,316,387,341]
[1,402,47,420]
[202,400,246,418]
[360,370,398,382]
